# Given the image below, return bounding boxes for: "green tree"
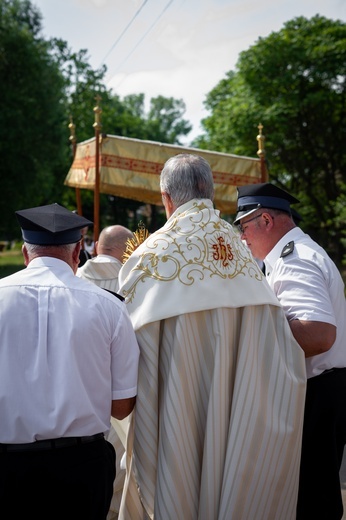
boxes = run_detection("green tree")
[196,15,346,267]
[0,0,193,240]
[49,39,111,222]
[0,0,67,238]
[146,95,192,144]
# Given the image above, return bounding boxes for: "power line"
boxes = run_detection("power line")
[107,0,175,88]
[99,0,149,67]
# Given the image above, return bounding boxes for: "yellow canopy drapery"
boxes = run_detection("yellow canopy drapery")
[64,134,267,216]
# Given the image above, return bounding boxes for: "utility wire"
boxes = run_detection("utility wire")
[99,0,149,67]
[107,0,175,87]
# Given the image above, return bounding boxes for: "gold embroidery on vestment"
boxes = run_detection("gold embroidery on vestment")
[121,202,263,303]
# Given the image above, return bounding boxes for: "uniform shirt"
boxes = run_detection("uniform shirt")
[264,227,346,378]
[0,256,139,443]
[77,254,122,293]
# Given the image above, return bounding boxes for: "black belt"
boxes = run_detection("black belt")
[0,433,104,453]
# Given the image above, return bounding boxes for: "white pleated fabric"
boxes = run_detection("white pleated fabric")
[77,256,122,293]
[118,199,306,520]
[106,417,131,520]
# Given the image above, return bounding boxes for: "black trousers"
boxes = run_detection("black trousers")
[0,437,116,520]
[297,368,346,520]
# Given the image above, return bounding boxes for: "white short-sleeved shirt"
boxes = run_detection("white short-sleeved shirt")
[264,227,346,378]
[0,257,139,443]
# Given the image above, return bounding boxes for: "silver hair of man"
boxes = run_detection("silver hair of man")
[24,243,76,255]
[160,154,215,208]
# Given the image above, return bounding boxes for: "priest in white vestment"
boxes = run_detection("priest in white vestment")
[117,153,307,520]
[77,224,133,293]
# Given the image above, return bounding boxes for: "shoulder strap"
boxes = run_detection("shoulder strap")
[280,241,294,258]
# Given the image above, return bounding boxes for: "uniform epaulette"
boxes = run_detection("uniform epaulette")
[280,241,294,258]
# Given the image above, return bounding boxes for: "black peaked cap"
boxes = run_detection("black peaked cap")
[234,182,300,224]
[15,203,93,245]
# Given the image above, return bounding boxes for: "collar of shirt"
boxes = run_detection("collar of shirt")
[28,256,73,272]
[92,254,120,264]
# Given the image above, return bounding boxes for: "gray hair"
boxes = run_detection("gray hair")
[24,242,76,255]
[160,154,215,208]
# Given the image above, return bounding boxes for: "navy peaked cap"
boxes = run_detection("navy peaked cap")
[16,203,93,245]
[234,182,300,224]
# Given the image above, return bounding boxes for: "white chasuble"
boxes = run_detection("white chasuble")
[118,199,306,520]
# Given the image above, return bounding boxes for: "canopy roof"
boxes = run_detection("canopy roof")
[64,134,267,214]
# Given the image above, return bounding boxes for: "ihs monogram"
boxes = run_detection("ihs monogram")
[212,236,233,267]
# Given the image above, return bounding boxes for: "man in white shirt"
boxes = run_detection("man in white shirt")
[0,204,139,520]
[234,182,346,520]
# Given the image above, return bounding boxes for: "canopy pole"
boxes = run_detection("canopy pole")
[256,123,267,181]
[93,95,102,243]
[68,117,82,215]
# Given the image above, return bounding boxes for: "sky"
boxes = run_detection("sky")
[33,0,346,144]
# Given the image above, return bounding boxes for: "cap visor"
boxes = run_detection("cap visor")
[233,207,259,225]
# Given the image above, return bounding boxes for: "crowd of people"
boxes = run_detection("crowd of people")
[0,153,345,520]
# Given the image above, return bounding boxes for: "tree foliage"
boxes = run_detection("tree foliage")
[0,0,67,237]
[197,15,346,267]
[0,0,192,240]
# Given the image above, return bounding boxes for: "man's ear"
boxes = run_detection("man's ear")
[73,241,81,265]
[161,192,175,218]
[262,212,273,227]
[22,244,29,266]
